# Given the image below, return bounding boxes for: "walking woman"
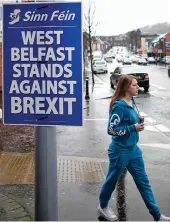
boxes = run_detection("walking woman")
[98,75,170,221]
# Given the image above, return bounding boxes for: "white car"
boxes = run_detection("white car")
[117,55,124,62]
[142,55,148,61]
[162,56,170,64]
[105,56,113,63]
[93,60,108,74]
[138,58,147,65]
[92,57,102,64]
[93,55,103,61]
[123,57,132,65]
[148,57,156,64]
[130,56,138,63]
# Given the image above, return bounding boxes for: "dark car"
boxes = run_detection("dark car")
[110,66,150,92]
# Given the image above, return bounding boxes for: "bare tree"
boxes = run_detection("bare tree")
[83,31,89,80]
[84,0,98,85]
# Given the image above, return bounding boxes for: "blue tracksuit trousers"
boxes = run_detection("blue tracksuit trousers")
[99,146,161,221]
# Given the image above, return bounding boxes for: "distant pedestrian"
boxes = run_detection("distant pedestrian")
[98,75,170,221]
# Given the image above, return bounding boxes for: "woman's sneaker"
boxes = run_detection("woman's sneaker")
[160,214,170,221]
[98,205,117,221]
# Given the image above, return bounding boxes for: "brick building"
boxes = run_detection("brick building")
[150,33,170,57]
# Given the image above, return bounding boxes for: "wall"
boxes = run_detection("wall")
[165,33,170,56]
[139,37,145,54]
[139,35,158,54]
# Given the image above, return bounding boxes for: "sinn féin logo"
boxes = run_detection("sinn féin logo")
[9,9,76,24]
[9,9,21,25]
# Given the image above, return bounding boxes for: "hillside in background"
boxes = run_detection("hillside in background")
[140,22,170,34]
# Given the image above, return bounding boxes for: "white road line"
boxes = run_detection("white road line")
[145,126,159,132]
[145,117,156,123]
[150,84,165,90]
[139,143,170,150]
[154,124,170,133]
[0,108,2,119]
[84,118,154,123]
[84,116,170,134]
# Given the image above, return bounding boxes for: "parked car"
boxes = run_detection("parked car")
[161,56,170,64]
[93,60,108,74]
[92,57,102,64]
[116,55,124,62]
[147,57,156,64]
[117,57,122,62]
[112,54,116,59]
[105,56,113,63]
[131,56,138,63]
[142,55,148,61]
[138,58,147,65]
[110,66,149,92]
[123,57,132,65]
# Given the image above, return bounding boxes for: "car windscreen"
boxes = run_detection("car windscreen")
[95,62,106,65]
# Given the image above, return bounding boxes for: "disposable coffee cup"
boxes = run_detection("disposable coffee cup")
[139,116,144,124]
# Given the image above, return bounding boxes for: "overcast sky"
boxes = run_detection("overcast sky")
[1,0,170,35]
[92,0,170,35]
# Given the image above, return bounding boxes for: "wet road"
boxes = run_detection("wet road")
[96,61,170,128]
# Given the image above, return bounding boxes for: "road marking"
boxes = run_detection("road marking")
[150,84,165,90]
[145,117,156,123]
[154,124,170,133]
[84,116,170,133]
[145,126,159,132]
[139,143,170,150]
[84,118,157,125]
[0,108,2,119]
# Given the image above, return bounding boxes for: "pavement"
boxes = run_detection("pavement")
[0,62,170,221]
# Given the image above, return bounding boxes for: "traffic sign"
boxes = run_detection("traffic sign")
[3,2,82,126]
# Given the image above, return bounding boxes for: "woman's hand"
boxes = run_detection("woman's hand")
[135,123,144,132]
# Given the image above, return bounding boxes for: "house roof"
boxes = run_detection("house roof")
[151,33,167,43]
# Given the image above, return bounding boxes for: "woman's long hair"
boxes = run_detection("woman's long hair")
[109,75,135,112]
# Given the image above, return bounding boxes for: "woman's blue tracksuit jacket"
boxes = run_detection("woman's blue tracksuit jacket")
[99,98,161,221]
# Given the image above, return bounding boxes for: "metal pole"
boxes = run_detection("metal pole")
[85,76,90,100]
[35,126,57,221]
